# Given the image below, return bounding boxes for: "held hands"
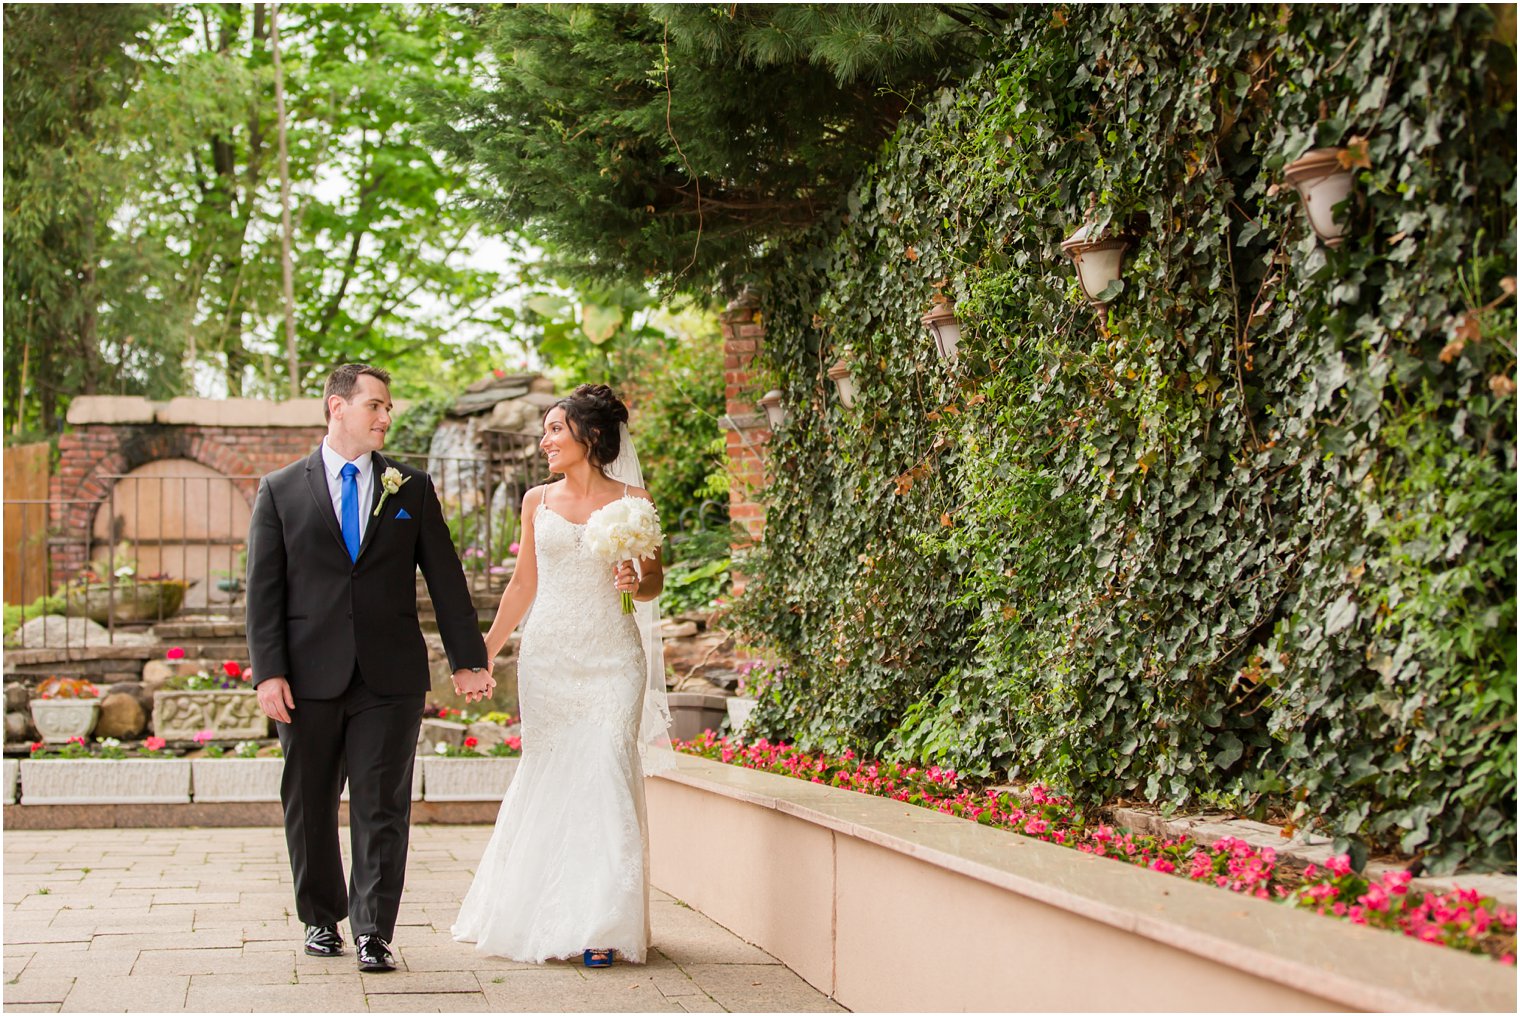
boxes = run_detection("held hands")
[452,663,496,704]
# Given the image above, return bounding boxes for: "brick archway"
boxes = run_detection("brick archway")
[49,398,327,586]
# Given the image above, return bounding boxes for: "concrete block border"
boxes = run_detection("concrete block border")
[19,759,192,805]
[647,754,1516,1013]
[419,756,519,801]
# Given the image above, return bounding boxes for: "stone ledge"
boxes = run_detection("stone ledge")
[651,755,1516,1013]
[718,413,768,432]
[2,646,161,665]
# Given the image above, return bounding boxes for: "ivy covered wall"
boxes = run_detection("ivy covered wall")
[736,4,1516,872]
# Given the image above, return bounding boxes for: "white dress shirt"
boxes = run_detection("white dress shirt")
[320,438,375,546]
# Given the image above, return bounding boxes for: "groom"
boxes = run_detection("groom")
[246,363,493,972]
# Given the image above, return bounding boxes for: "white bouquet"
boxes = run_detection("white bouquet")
[584,496,664,614]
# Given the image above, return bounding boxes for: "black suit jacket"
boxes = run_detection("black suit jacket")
[245,447,487,699]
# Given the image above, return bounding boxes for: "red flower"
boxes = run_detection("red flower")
[29,741,44,754]
[464,737,478,749]
[166,646,186,660]
[68,736,86,746]
[144,736,166,752]
[438,707,450,717]
[222,661,241,678]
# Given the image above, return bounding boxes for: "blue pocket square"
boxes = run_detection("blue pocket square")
[395,508,412,520]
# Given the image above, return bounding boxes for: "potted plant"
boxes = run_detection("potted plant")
[65,558,190,625]
[420,736,523,801]
[152,660,268,740]
[190,738,287,802]
[726,660,783,734]
[29,677,102,743]
[19,735,192,805]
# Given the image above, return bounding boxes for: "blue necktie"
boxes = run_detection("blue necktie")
[340,462,361,562]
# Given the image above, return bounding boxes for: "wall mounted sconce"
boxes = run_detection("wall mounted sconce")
[827,359,858,407]
[759,389,786,428]
[1060,222,1131,306]
[1283,147,1355,248]
[920,301,962,361]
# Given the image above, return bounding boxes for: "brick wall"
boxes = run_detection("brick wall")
[50,423,323,582]
[720,288,772,595]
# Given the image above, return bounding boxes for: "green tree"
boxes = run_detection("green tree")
[5,2,519,431]
[122,2,508,398]
[3,3,169,435]
[423,3,999,292]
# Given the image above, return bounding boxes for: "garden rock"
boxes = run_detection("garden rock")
[96,692,147,738]
[660,619,699,639]
[465,720,510,751]
[5,682,29,712]
[6,710,32,741]
[419,718,467,756]
[141,658,211,694]
[13,615,109,648]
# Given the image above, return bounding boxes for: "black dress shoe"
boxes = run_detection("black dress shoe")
[304,924,344,957]
[355,934,396,972]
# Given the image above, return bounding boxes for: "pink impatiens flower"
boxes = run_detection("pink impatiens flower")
[166,646,186,660]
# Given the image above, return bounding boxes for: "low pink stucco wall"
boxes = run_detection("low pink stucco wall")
[646,755,1516,1013]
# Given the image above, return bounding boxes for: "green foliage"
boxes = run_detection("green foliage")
[422,3,997,291]
[661,525,738,616]
[620,307,730,532]
[386,395,453,458]
[5,2,512,428]
[3,4,167,433]
[3,595,68,638]
[737,5,1516,870]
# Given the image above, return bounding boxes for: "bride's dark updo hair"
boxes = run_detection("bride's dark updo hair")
[549,383,629,469]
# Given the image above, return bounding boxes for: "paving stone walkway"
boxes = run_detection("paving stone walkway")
[3,826,846,1013]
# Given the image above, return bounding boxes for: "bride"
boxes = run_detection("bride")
[451,383,673,967]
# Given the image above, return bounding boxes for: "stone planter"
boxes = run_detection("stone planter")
[66,579,188,624]
[725,696,757,733]
[19,759,192,805]
[667,692,728,742]
[4,759,17,804]
[29,698,101,744]
[190,757,284,802]
[153,689,268,740]
[420,756,520,802]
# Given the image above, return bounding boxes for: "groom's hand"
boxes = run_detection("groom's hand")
[452,668,495,704]
[257,677,296,724]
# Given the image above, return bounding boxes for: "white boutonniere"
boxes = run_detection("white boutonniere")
[374,466,410,517]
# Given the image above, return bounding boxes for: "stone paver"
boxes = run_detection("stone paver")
[4,826,847,1013]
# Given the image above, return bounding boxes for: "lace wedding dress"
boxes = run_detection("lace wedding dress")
[451,499,652,963]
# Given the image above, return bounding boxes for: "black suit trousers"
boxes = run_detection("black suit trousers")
[276,668,424,940]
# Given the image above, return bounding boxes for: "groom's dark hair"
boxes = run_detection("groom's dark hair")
[323,363,393,422]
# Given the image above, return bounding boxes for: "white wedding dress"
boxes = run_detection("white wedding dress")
[452,499,652,963]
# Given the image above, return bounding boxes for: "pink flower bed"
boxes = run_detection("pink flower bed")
[677,733,1516,963]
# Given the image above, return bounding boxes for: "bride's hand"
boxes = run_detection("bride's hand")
[613,561,637,594]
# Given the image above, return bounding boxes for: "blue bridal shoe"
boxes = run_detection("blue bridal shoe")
[582,948,615,968]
